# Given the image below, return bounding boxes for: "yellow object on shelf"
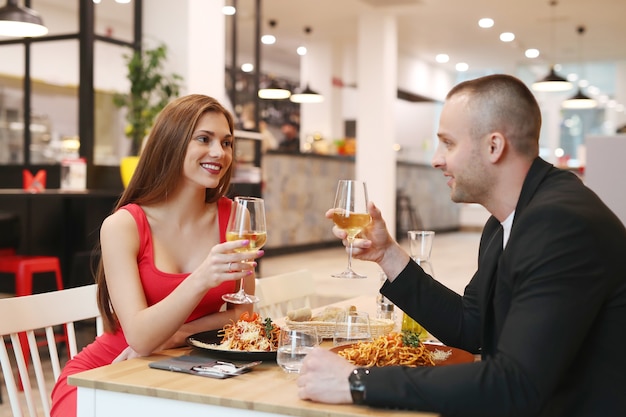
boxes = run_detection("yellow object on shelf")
[120,156,140,188]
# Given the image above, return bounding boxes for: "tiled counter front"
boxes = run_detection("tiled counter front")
[262,153,459,251]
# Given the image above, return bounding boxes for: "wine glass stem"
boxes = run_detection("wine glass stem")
[347,239,354,271]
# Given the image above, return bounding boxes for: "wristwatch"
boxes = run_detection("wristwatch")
[349,367,370,405]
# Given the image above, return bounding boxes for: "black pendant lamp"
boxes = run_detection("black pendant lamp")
[258,78,291,100]
[290,83,324,103]
[562,88,597,109]
[531,0,572,92]
[532,66,573,92]
[562,26,597,109]
[0,0,48,38]
[290,26,323,104]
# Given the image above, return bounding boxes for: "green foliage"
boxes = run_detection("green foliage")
[113,44,183,154]
[401,331,422,347]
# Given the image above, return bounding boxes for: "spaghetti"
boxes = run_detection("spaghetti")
[337,332,435,367]
[217,312,281,352]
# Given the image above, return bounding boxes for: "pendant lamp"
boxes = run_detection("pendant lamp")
[532,0,572,92]
[0,0,48,38]
[290,26,323,104]
[290,83,324,103]
[562,88,597,109]
[258,78,291,99]
[562,26,597,109]
[257,19,291,100]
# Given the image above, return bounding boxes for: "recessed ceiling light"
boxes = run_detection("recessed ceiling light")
[456,62,469,72]
[241,63,254,73]
[435,53,449,63]
[297,46,307,56]
[222,6,236,15]
[525,48,540,59]
[500,32,515,42]
[478,18,494,28]
[261,34,276,45]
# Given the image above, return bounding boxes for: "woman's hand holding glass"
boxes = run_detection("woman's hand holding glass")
[222,196,267,304]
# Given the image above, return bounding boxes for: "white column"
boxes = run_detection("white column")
[356,11,398,238]
[143,0,226,103]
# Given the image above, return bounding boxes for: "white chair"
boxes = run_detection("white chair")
[255,269,316,319]
[0,284,103,417]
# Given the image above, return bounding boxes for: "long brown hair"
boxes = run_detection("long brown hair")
[96,94,235,332]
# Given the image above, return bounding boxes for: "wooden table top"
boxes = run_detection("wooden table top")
[69,295,437,417]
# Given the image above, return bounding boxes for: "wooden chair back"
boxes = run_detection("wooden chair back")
[255,269,316,319]
[0,284,103,417]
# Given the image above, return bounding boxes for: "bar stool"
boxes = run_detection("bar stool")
[0,212,67,390]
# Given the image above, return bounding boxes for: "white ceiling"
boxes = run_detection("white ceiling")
[35,0,626,88]
[231,0,626,81]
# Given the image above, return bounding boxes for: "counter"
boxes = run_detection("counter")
[261,152,459,253]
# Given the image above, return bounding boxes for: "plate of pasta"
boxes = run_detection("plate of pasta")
[187,312,281,361]
[331,332,475,367]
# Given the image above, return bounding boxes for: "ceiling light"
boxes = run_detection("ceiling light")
[456,62,469,72]
[261,34,276,45]
[562,25,597,109]
[240,63,254,73]
[435,53,449,63]
[499,32,515,42]
[562,88,597,109]
[261,19,277,45]
[290,26,323,104]
[297,46,307,56]
[115,0,131,4]
[532,66,573,92]
[0,0,48,38]
[258,79,291,100]
[478,18,494,28]
[290,84,324,103]
[222,5,236,15]
[525,49,540,59]
[532,1,572,92]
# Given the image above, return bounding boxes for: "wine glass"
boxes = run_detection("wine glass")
[331,180,371,279]
[276,328,319,374]
[403,230,435,340]
[407,230,435,277]
[222,196,267,304]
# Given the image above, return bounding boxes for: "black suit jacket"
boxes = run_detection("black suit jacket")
[371,157,626,417]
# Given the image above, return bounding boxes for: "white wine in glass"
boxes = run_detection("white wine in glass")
[222,196,266,304]
[331,180,371,279]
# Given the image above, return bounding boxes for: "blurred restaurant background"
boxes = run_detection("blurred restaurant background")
[0,0,625,290]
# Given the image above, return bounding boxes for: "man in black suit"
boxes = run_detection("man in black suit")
[297,74,626,416]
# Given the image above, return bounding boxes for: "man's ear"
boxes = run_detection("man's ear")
[487,132,506,162]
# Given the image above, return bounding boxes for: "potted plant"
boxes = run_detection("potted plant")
[113,43,183,186]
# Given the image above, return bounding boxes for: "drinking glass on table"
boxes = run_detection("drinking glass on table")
[403,230,436,340]
[331,180,371,279]
[333,311,372,347]
[276,328,319,374]
[222,196,267,305]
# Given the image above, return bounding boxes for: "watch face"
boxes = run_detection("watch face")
[349,368,369,404]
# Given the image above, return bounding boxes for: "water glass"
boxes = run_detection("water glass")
[332,311,372,346]
[276,328,318,374]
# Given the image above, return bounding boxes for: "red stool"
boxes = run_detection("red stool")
[0,250,64,296]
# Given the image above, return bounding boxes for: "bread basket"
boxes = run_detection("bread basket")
[285,317,395,339]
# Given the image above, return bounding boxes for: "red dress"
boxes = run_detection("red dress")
[50,198,236,417]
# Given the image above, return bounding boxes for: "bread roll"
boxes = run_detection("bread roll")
[287,307,312,322]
